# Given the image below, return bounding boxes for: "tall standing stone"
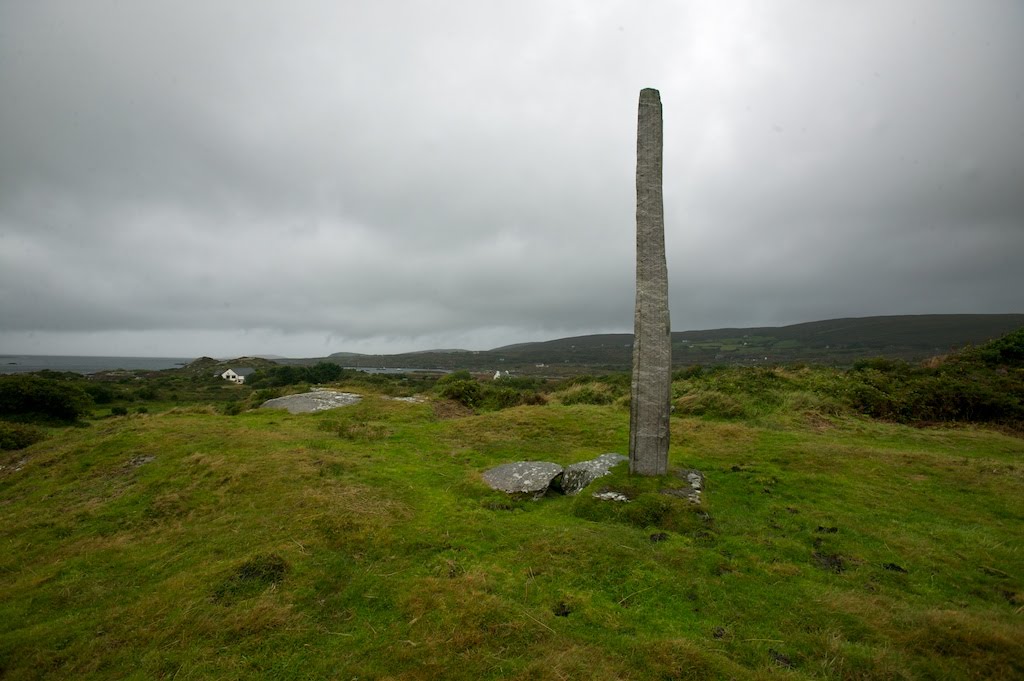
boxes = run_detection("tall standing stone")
[629,88,671,476]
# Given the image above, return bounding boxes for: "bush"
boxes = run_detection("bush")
[0,375,92,422]
[220,401,244,416]
[307,362,345,384]
[110,406,129,416]
[437,379,482,408]
[252,388,282,403]
[84,383,115,404]
[674,390,747,419]
[841,334,1024,424]
[480,387,547,410]
[249,362,352,388]
[558,383,617,406]
[434,372,547,411]
[672,365,705,381]
[436,371,473,385]
[135,385,159,401]
[0,421,46,450]
[957,328,1024,367]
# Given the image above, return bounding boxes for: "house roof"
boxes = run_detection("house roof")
[220,367,256,377]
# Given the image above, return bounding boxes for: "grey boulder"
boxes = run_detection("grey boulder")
[482,461,564,498]
[560,453,628,496]
[259,390,362,414]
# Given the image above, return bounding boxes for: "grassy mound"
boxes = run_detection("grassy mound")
[1,384,1022,679]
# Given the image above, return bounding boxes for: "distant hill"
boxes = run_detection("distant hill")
[289,314,1024,373]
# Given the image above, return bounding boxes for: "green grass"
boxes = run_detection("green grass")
[1,391,1022,679]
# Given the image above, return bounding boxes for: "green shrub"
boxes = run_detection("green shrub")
[307,362,345,384]
[491,375,545,391]
[558,383,616,406]
[248,362,349,388]
[674,390,747,419]
[84,383,115,404]
[672,365,704,381]
[841,335,1024,424]
[436,379,482,408]
[480,386,547,410]
[957,327,1024,367]
[220,401,244,416]
[253,388,282,403]
[0,421,46,450]
[110,406,129,416]
[436,371,472,385]
[782,390,845,417]
[135,385,159,401]
[0,375,92,422]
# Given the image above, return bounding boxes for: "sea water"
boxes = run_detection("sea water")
[0,355,194,375]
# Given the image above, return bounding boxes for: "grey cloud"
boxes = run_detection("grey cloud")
[1,1,1021,356]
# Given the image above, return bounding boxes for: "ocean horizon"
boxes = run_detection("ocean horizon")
[0,355,195,375]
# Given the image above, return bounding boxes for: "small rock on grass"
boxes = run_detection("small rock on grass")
[593,490,630,502]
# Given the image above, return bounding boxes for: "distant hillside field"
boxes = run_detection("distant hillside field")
[282,314,1024,373]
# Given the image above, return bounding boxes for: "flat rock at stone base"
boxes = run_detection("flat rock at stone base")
[592,490,630,502]
[661,468,706,504]
[259,390,362,414]
[560,453,628,495]
[482,461,564,498]
[589,467,706,505]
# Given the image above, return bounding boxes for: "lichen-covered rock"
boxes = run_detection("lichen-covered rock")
[559,453,628,496]
[259,390,362,414]
[482,461,563,498]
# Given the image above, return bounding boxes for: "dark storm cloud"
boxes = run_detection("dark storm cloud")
[1,1,1021,357]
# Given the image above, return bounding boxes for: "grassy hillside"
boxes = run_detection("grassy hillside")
[2,358,1022,678]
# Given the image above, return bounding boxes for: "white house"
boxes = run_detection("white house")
[221,367,256,384]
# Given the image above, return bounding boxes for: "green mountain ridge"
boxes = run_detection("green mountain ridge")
[294,314,1024,373]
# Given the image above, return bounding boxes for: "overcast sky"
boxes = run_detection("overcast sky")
[2,1,1022,358]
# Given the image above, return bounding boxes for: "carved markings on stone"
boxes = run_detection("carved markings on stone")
[629,87,672,476]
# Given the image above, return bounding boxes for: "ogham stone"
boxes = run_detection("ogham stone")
[629,88,672,476]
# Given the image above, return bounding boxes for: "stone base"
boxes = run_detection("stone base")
[660,468,705,504]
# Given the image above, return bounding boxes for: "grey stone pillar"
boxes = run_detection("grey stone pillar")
[629,88,671,476]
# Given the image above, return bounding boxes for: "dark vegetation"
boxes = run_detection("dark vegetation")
[436,371,548,410]
[0,373,92,423]
[845,328,1024,424]
[0,421,46,451]
[1,326,1021,450]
